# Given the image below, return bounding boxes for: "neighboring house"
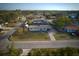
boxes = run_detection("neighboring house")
[49,15,57,19]
[27,19,52,32]
[64,13,79,33]
[32,19,49,25]
[34,14,45,19]
[26,14,35,19]
[58,13,79,33]
[64,25,79,33]
[68,13,78,19]
[73,21,79,26]
[66,13,79,25]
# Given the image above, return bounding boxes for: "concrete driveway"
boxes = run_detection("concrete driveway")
[48,28,56,41]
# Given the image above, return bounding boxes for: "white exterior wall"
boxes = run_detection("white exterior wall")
[28,25,52,31]
[29,27,40,31]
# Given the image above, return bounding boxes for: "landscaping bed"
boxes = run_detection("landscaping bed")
[27,47,79,56]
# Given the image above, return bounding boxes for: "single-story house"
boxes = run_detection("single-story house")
[27,19,52,32]
[73,21,79,26]
[64,25,79,33]
[68,13,78,19]
[28,25,51,32]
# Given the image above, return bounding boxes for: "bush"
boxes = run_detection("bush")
[27,47,79,56]
[8,48,23,56]
[0,48,23,56]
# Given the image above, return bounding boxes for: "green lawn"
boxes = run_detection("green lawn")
[12,28,49,41]
[54,32,78,40]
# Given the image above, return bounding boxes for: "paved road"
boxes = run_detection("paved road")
[2,27,13,30]
[14,40,79,49]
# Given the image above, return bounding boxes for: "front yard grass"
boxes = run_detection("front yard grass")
[54,32,78,40]
[12,28,49,41]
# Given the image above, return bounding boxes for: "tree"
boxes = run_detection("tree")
[0,10,22,24]
[0,40,23,56]
[8,47,23,56]
[53,16,72,29]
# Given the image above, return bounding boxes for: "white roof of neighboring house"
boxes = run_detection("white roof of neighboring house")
[32,19,49,25]
[28,25,51,29]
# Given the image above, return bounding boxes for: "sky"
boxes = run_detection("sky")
[0,3,79,10]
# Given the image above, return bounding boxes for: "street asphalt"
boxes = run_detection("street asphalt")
[14,40,79,49]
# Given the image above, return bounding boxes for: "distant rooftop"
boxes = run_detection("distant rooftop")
[32,19,49,25]
[65,25,79,30]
